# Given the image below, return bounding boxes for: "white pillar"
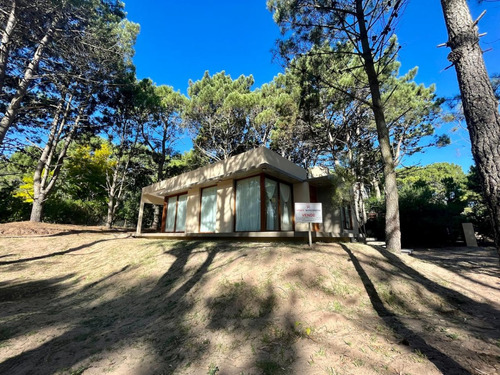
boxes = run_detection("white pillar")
[136,196,145,236]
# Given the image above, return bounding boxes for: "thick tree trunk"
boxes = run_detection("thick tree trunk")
[30,195,45,222]
[355,0,401,253]
[440,0,500,256]
[0,0,17,92]
[0,16,57,145]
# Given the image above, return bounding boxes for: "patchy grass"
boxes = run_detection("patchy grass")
[0,222,499,374]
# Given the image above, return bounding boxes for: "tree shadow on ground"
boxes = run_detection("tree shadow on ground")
[411,246,500,290]
[2,238,497,374]
[340,244,472,374]
[0,275,75,304]
[0,240,253,374]
[0,239,112,265]
[368,244,500,337]
[205,278,298,374]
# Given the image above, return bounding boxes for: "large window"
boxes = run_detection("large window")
[279,183,293,230]
[236,175,293,232]
[200,186,217,232]
[163,193,187,232]
[236,177,261,231]
[176,194,187,231]
[265,179,278,230]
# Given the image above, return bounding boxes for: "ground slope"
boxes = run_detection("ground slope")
[0,222,498,375]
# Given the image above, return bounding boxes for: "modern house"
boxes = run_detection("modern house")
[135,147,360,241]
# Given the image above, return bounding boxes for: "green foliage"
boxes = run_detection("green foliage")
[0,184,30,223]
[207,363,219,375]
[168,150,209,175]
[64,141,114,201]
[43,198,107,225]
[0,148,40,222]
[367,163,473,246]
[184,71,259,161]
[328,167,356,207]
[397,163,467,205]
[463,165,493,240]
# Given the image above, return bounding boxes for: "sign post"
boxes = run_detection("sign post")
[295,202,323,246]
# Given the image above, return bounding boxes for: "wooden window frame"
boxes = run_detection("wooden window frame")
[161,192,188,233]
[198,185,218,233]
[233,173,294,232]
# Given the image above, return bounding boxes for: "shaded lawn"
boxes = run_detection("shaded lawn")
[0,231,499,375]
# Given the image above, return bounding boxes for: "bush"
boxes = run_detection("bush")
[43,198,107,225]
[367,185,467,247]
[0,186,31,223]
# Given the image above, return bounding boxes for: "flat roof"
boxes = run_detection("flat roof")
[142,147,308,202]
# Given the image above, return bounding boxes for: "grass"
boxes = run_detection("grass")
[256,359,284,374]
[412,349,428,363]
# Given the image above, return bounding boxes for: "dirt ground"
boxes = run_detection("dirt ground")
[0,222,499,375]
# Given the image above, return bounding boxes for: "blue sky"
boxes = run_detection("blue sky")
[123,0,500,172]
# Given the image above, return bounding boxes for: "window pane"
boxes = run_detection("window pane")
[265,178,278,230]
[200,186,217,232]
[165,196,177,232]
[175,194,187,232]
[280,183,292,231]
[236,176,261,231]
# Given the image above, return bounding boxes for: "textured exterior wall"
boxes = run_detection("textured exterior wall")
[293,182,311,231]
[316,186,342,234]
[185,188,200,233]
[216,179,234,233]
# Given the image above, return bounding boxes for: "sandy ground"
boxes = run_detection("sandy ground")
[0,222,499,375]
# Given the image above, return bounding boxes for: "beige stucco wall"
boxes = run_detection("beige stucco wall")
[293,182,311,231]
[316,186,342,234]
[141,193,164,205]
[216,179,234,233]
[182,181,235,234]
[185,187,200,233]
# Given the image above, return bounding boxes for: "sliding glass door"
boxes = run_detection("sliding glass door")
[235,176,261,231]
[163,193,187,232]
[236,175,293,232]
[200,186,217,232]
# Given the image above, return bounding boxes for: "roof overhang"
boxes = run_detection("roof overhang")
[142,147,308,201]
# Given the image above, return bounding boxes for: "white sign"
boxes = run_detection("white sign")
[295,202,323,223]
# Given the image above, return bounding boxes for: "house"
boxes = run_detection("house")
[135,147,361,242]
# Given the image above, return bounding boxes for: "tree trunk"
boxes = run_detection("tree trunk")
[372,178,382,200]
[152,205,161,230]
[30,94,80,222]
[355,0,401,253]
[0,15,57,145]
[0,0,17,92]
[440,0,500,256]
[105,164,119,229]
[106,196,115,229]
[30,195,45,222]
